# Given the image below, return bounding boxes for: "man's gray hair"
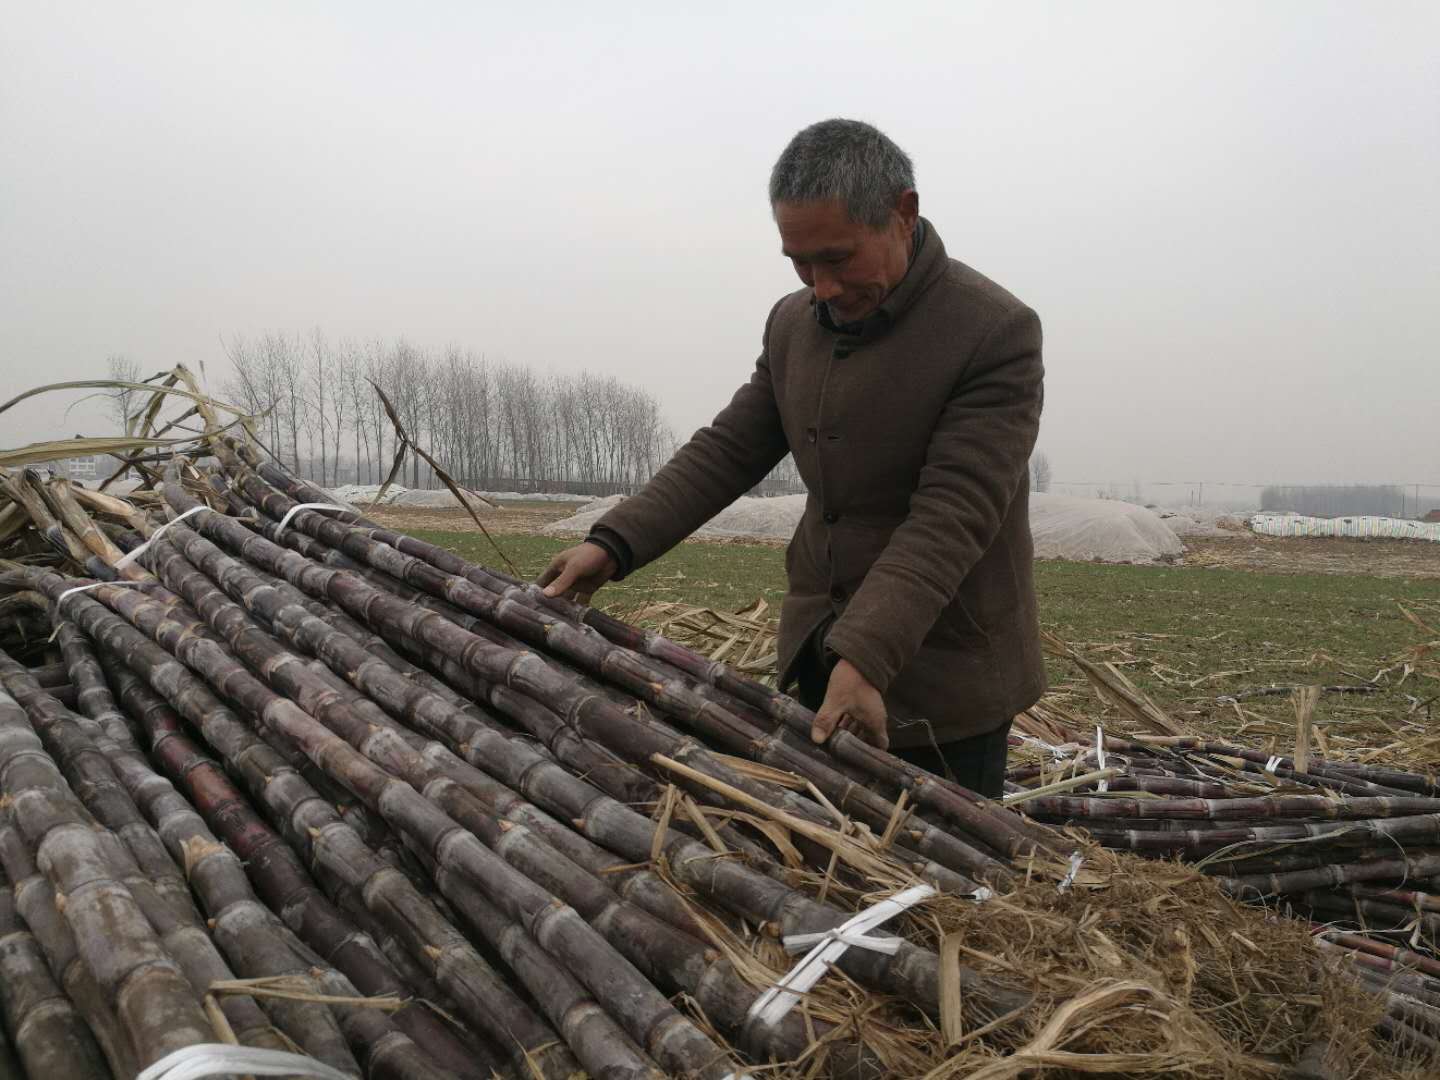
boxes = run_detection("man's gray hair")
[768,119,915,229]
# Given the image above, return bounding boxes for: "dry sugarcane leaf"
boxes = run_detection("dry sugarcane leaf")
[1293,685,1320,773]
[0,378,248,423]
[939,931,965,1046]
[940,980,1188,1080]
[1400,604,1440,638]
[679,794,729,855]
[710,753,808,791]
[0,435,204,468]
[366,378,516,577]
[652,752,916,886]
[1042,629,1188,736]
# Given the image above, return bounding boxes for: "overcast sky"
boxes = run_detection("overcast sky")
[3,2,1436,498]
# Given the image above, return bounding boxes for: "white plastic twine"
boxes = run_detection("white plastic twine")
[137,1044,357,1080]
[746,883,936,1027]
[114,506,212,570]
[1094,725,1109,794]
[50,578,149,630]
[1265,756,1283,774]
[1016,734,1071,758]
[1057,851,1086,892]
[53,580,149,612]
[274,502,358,533]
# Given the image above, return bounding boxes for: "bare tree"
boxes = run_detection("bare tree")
[304,329,329,484]
[220,329,679,495]
[105,355,144,432]
[1030,451,1053,493]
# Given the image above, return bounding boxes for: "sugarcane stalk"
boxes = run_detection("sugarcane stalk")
[0,647,302,1063]
[0,686,215,1069]
[162,502,972,894]
[1198,754,1417,799]
[202,475,773,880]
[1200,845,1440,879]
[1223,851,1440,898]
[38,479,130,571]
[147,495,1029,1026]
[88,575,724,1080]
[21,661,68,688]
[0,816,133,1076]
[209,536,737,944]
[125,532,749,1080]
[0,860,112,1079]
[46,622,457,1080]
[1345,884,1440,913]
[1301,890,1440,937]
[1026,792,1440,821]
[152,495,1024,1044]
[19,574,581,1080]
[0,472,88,564]
[149,509,1025,1059]
[206,472,1012,899]
[1126,736,1440,797]
[1318,940,1440,1005]
[1319,931,1440,981]
[207,472,840,835]
[254,454,1061,860]
[234,469,1018,884]
[175,480,846,852]
[91,653,497,1080]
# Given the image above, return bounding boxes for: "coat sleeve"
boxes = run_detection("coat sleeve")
[825,303,1044,694]
[594,303,791,572]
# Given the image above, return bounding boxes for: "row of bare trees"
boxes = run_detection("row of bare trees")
[219,332,680,494]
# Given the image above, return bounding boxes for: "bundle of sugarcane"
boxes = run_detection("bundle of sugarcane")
[1005,727,1440,1048]
[0,378,1434,1076]
[2,444,1078,1075]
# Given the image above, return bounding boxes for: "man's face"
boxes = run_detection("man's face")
[776,192,919,325]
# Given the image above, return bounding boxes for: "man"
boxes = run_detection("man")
[540,119,1044,798]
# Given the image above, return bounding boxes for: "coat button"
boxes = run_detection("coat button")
[806,427,817,444]
[823,510,839,524]
[830,585,846,603]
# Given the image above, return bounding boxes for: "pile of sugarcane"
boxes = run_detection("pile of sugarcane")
[0,365,1437,1077]
[0,430,1103,1079]
[1006,727,1440,1049]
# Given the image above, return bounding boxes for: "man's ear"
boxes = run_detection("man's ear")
[896,189,919,233]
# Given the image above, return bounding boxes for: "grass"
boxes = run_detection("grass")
[412,527,1440,731]
[1035,561,1440,732]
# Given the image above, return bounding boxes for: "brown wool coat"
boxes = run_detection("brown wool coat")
[596,219,1045,744]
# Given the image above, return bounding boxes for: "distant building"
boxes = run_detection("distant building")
[58,455,98,481]
[51,454,132,484]
[1423,509,1440,524]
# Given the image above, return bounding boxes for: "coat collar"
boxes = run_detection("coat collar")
[813,216,948,343]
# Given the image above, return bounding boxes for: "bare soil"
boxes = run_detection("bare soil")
[364,501,578,536]
[1184,534,1440,579]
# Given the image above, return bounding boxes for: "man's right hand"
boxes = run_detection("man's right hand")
[538,542,618,605]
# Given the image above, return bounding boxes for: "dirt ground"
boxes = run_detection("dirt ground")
[365,501,578,536]
[366,502,1440,579]
[1184,534,1440,578]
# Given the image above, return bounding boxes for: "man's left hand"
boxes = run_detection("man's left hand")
[810,658,889,750]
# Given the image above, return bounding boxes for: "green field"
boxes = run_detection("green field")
[413,528,1440,732]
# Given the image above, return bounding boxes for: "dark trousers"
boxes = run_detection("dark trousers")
[794,631,1011,799]
[888,724,1013,800]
